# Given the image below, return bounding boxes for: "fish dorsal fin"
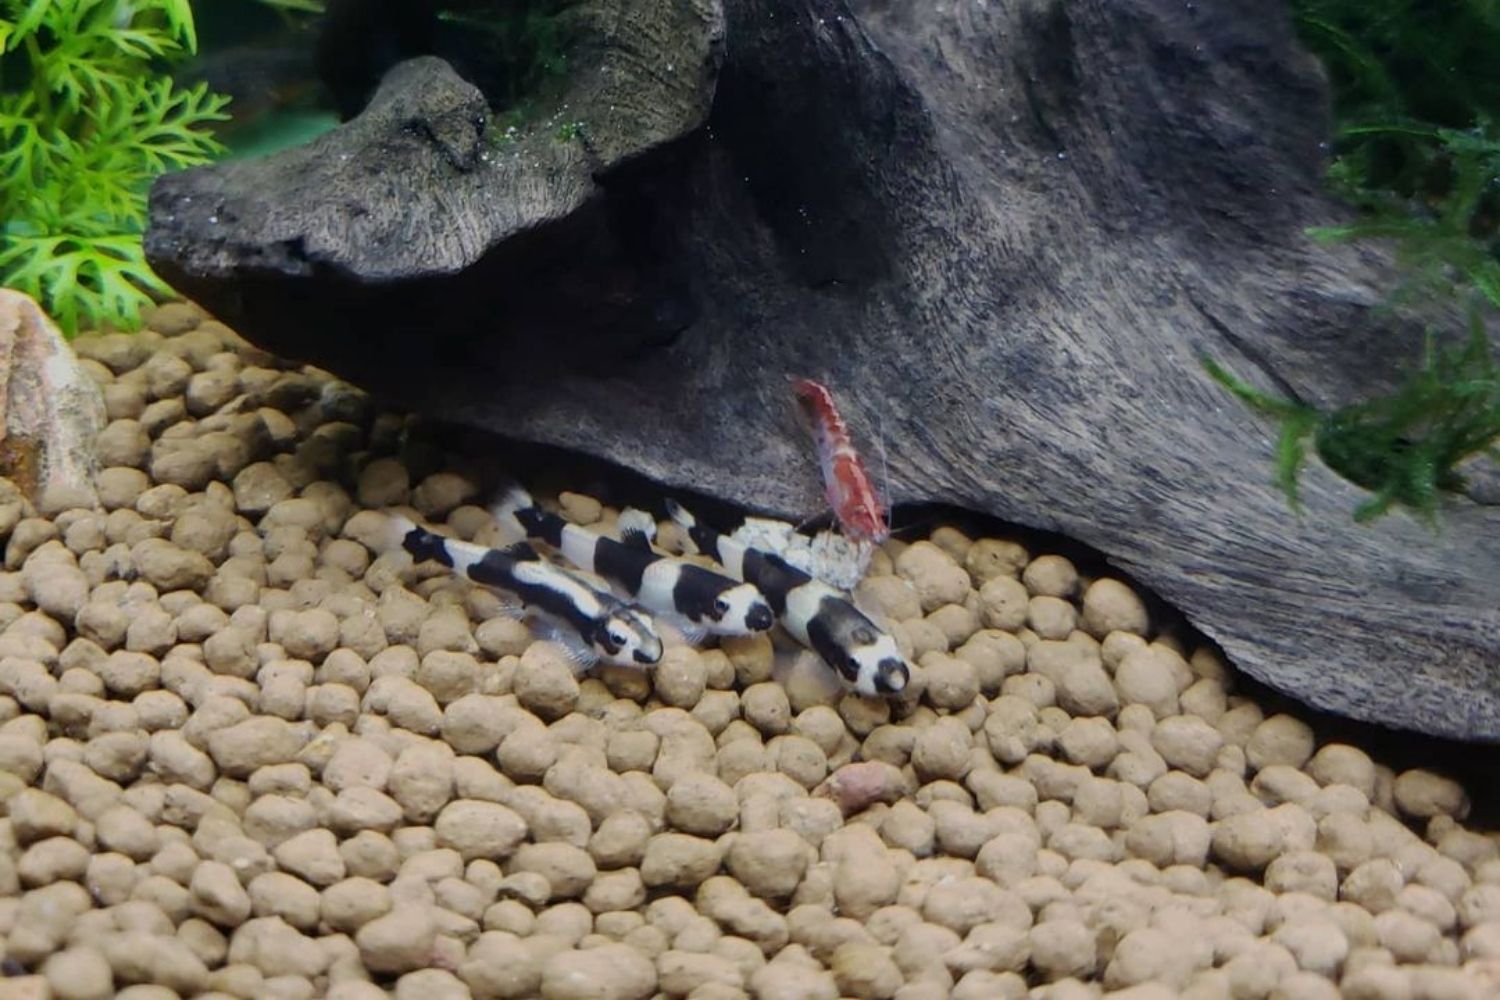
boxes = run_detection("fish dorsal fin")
[616,507,659,550]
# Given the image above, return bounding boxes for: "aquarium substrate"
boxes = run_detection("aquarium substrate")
[0,303,1496,999]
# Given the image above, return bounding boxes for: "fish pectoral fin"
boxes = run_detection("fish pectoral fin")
[525,612,600,673]
[658,611,709,649]
[776,647,845,700]
[549,638,601,675]
[490,595,527,620]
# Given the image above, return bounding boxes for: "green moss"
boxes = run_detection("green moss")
[441,1,575,112]
[1206,303,1499,523]
[1204,0,1500,522]
[1295,0,1500,312]
[0,0,230,336]
[467,1,581,148]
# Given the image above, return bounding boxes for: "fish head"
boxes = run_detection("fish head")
[847,630,910,697]
[709,583,776,635]
[595,605,663,667]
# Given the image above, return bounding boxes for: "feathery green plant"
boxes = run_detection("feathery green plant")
[0,0,230,336]
[1206,303,1500,522]
[1309,121,1500,312]
[1205,0,1500,522]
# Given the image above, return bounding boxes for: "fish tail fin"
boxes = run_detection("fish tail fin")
[377,511,453,567]
[663,499,702,555]
[616,507,659,550]
[664,498,694,529]
[491,476,575,549]
[372,511,419,554]
[489,476,537,539]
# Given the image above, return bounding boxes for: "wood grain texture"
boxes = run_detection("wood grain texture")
[146,0,1500,740]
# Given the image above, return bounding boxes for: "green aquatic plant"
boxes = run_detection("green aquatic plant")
[1206,301,1500,522]
[0,0,230,336]
[1293,0,1499,249]
[1204,0,1500,521]
[452,1,574,109]
[1309,122,1500,311]
[459,0,578,146]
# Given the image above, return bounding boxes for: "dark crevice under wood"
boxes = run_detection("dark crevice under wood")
[146,0,1500,740]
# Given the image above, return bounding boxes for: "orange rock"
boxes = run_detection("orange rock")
[0,290,106,512]
[815,760,908,817]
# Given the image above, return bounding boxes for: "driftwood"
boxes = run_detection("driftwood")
[146,0,1500,740]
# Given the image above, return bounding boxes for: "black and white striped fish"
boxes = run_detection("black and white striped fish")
[493,486,775,640]
[665,500,910,697]
[383,514,663,669]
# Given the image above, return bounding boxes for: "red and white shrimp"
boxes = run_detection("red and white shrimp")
[790,376,890,546]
